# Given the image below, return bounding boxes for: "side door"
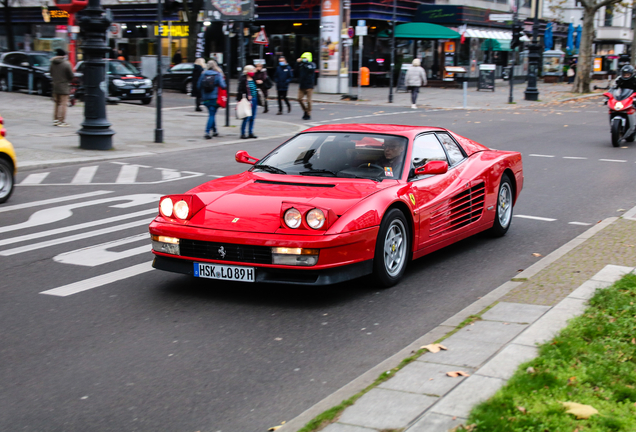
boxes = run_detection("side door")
[409,133,469,251]
[13,53,30,88]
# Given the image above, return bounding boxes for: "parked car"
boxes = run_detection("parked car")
[0,51,53,96]
[150,124,524,287]
[74,59,153,104]
[0,115,17,203]
[161,62,195,93]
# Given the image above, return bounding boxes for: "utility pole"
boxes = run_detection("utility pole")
[509,0,520,104]
[155,0,163,143]
[524,0,540,101]
[77,0,115,150]
[388,0,396,103]
[225,21,232,127]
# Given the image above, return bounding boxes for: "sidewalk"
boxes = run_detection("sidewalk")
[278,207,636,432]
[2,92,304,170]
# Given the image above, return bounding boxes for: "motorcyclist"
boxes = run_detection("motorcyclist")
[615,65,636,91]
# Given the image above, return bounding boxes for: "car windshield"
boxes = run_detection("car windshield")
[108,61,140,75]
[29,54,50,67]
[255,132,409,180]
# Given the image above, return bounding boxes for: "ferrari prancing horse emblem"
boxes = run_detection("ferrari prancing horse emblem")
[218,246,226,258]
[409,193,416,205]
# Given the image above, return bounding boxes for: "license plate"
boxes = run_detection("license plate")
[194,262,255,282]
[131,89,145,94]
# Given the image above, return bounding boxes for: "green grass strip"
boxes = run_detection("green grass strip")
[459,273,636,431]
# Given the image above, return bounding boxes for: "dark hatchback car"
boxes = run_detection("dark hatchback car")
[74,59,153,104]
[161,62,195,93]
[0,51,53,95]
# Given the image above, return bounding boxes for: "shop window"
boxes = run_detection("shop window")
[604,5,613,27]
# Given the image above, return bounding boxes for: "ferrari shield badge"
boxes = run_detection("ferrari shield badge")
[232,218,239,223]
[384,167,393,177]
[409,193,416,205]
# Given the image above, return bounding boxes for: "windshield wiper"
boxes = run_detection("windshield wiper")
[299,169,338,177]
[253,164,287,175]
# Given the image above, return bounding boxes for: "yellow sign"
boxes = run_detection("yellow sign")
[51,10,70,18]
[593,57,602,72]
[154,25,189,37]
[409,193,416,205]
[444,41,456,53]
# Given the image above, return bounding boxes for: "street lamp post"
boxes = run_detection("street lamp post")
[388,0,396,103]
[524,0,541,101]
[155,0,164,143]
[77,0,115,150]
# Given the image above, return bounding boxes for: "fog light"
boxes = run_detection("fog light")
[271,247,319,266]
[151,235,180,255]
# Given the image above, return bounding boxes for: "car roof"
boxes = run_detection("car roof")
[303,124,447,138]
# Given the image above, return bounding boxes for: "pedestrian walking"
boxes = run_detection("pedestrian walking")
[567,59,576,84]
[49,48,74,127]
[254,62,271,113]
[192,57,206,112]
[172,49,182,66]
[405,58,427,109]
[237,65,259,139]
[274,56,293,115]
[197,59,226,139]
[296,52,316,120]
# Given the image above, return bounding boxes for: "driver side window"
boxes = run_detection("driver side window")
[411,134,448,169]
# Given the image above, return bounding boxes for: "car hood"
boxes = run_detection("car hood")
[186,172,395,233]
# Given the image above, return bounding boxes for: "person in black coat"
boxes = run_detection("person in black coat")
[172,49,182,66]
[273,56,293,115]
[192,58,206,112]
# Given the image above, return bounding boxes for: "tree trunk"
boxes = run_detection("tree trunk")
[184,0,203,62]
[573,8,595,93]
[632,4,636,62]
[3,0,16,51]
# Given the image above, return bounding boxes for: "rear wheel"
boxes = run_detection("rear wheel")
[489,173,513,237]
[0,158,15,204]
[611,117,622,147]
[0,77,8,92]
[184,80,193,94]
[141,98,152,105]
[373,208,410,288]
[35,79,44,96]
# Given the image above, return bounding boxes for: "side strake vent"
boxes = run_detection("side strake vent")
[429,182,485,237]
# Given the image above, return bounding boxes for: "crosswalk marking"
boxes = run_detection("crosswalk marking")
[161,169,181,181]
[20,173,50,185]
[0,208,157,247]
[0,218,152,256]
[0,191,112,214]
[71,166,99,184]
[53,234,150,267]
[116,164,139,183]
[40,261,155,297]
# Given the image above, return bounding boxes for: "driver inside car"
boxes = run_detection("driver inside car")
[375,138,406,177]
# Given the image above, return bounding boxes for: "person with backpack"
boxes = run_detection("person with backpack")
[197,59,226,139]
[273,56,293,115]
[254,62,271,114]
[237,65,259,139]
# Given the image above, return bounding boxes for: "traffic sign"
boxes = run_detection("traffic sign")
[356,26,367,36]
[348,27,354,38]
[253,28,268,45]
[489,13,513,21]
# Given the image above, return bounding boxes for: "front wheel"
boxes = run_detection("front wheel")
[611,117,622,147]
[141,98,152,105]
[0,158,15,204]
[373,208,410,288]
[184,80,193,94]
[36,79,44,96]
[489,173,514,237]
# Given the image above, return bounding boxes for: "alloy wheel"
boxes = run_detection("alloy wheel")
[497,182,512,229]
[383,219,407,277]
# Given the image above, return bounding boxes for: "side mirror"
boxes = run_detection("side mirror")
[414,160,448,176]
[21,62,30,67]
[235,150,259,165]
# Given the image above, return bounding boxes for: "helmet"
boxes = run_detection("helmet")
[621,65,635,80]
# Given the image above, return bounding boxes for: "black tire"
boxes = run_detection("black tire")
[489,173,514,237]
[184,79,193,94]
[0,77,8,92]
[35,79,44,96]
[611,118,622,147]
[372,208,410,288]
[0,158,15,204]
[141,98,152,105]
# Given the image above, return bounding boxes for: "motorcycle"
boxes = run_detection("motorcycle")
[603,87,636,147]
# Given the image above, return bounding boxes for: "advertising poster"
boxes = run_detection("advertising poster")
[320,0,340,76]
[205,0,254,21]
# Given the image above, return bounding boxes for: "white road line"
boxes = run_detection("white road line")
[0,191,112,214]
[110,161,129,165]
[20,173,50,185]
[161,169,181,181]
[53,234,151,267]
[40,261,154,297]
[563,156,588,160]
[115,165,139,183]
[514,215,557,221]
[0,208,157,247]
[599,159,627,163]
[0,218,152,256]
[528,154,555,158]
[569,221,593,226]
[208,175,223,178]
[71,166,99,184]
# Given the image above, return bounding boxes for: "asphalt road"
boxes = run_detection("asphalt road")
[2,102,636,432]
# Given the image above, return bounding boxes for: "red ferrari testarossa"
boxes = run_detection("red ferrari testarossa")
[149,124,523,287]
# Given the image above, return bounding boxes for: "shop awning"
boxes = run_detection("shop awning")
[481,39,511,51]
[378,22,460,39]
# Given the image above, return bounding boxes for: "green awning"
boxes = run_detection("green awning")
[377,22,460,39]
[481,39,511,51]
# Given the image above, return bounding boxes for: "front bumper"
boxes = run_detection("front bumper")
[153,255,373,285]
[112,87,153,100]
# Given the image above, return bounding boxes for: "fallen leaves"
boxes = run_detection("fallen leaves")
[532,253,543,257]
[268,420,286,431]
[446,371,470,378]
[421,343,447,353]
[517,406,527,414]
[526,367,536,374]
[561,401,598,419]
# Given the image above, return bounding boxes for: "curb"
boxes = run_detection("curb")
[277,214,622,432]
